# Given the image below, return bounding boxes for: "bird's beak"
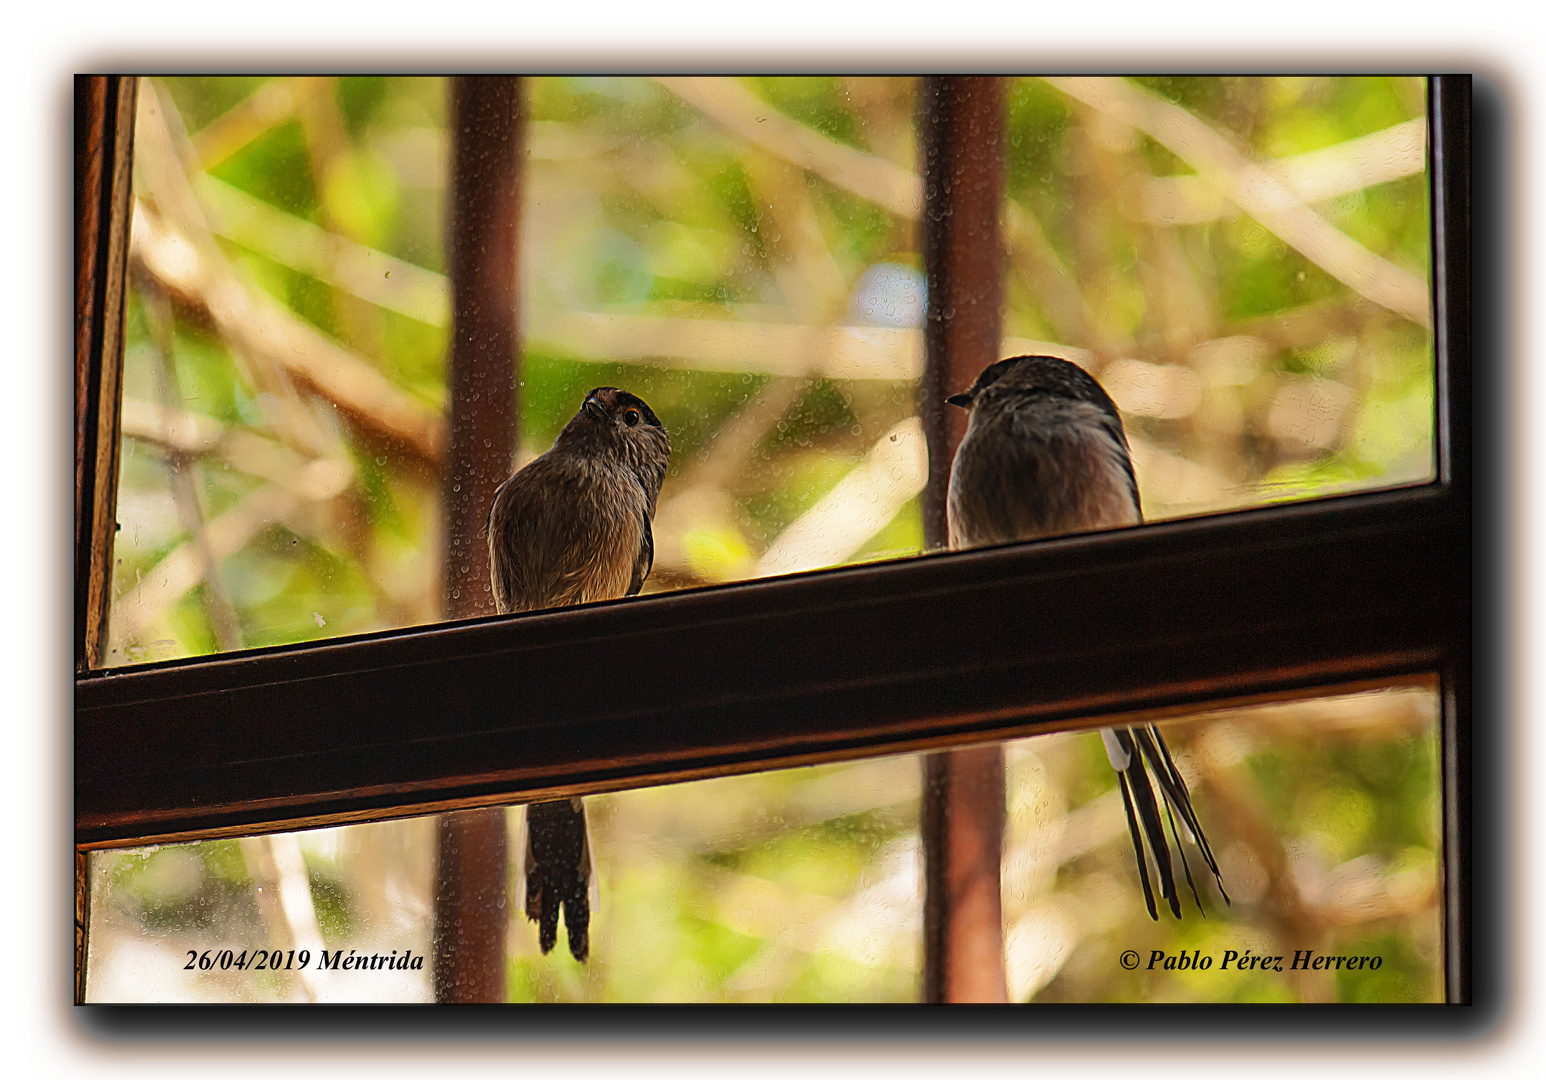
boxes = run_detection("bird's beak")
[582,396,605,420]
[946,393,973,409]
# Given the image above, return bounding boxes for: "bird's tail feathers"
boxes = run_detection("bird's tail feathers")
[1135,725,1230,905]
[1116,770,1159,920]
[523,798,594,961]
[1109,725,1229,920]
[1118,731,1181,919]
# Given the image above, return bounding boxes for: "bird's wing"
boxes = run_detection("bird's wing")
[1096,410,1141,520]
[486,474,523,614]
[627,512,654,597]
[490,458,643,611]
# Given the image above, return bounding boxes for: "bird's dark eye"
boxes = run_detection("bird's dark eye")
[622,408,640,426]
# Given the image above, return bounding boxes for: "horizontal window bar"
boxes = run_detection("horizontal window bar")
[76,483,1468,848]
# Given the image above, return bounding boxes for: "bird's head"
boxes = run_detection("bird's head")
[561,386,671,497]
[947,354,1123,427]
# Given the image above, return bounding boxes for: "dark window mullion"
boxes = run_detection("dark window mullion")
[74,75,137,676]
[1431,75,1474,1007]
[73,74,138,1006]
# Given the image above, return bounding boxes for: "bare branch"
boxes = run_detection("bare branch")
[1231,298,1396,349]
[132,79,446,466]
[753,417,927,577]
[239,835,331,1002]
[120,396,223,455]
[529,306,1091,381]
[653,76,1428,340]
[652,77,922,219]
[1003,200,1098,348]
[191,76,333,170]
[199,175,449,326]
[131,200,447,465]
[157,172,1111,395]
[121,396,354,499]
[142,278,244,652]
[106,463,351,659]
[107,483,299,658]
[1136,117,1427,226]
[1046,78,1432,329]
[743,149,851,325]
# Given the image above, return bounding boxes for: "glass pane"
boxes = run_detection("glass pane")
[106,76,1434,667]
[1003,77,1434,521]
[85,754,921,1003]
[1002,685,1444,1003]
[84,683,1441,1003]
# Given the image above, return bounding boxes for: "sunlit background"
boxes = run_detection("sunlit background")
[108,75,1432,664]
[89,76,1442,1003]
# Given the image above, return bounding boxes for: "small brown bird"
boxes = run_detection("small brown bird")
[487,386,670,960]
[946,355,1227,920]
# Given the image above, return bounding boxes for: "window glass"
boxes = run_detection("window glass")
[1004,77,1434,521]
[85,683,1441,1002]
[1002,685,1443,1003]
[107,76,1433,666]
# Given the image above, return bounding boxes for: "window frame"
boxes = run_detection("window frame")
[73,75,1475,1007]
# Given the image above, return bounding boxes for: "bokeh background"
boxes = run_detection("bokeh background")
[108,75,1433,663]
[88,76,1442,1003]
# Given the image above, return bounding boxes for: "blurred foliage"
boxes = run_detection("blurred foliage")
[1020,688,1442,1003]
[109,73,1432,664]
[92,76,1443,1003]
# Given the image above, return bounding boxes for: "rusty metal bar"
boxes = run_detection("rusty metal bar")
[441,77,524,621]
[921,745,1007,1003]
[431,810,511,1002]
[917,75,1009,1004]
[431,75,524,1005]
[918,76,1007,553]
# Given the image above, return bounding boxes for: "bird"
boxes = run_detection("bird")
[486,386,671,959]
[945,354,1228,920]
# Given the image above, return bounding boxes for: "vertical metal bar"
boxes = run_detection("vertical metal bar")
[74,73,137,1004]
[432,812,512,1003]
[431,76,524,1005]
[442,76,524,622]
[921,746,1008,1003]
[917,75,1009,1004]
[918,76,1008,553]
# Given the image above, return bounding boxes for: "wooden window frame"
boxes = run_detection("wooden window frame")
[74,75,1478,1009]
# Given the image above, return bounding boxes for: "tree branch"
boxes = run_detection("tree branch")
[1046,78,1432,330]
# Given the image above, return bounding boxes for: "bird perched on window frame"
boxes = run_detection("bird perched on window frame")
[487,386,671,959]
[945,354,1228,920]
